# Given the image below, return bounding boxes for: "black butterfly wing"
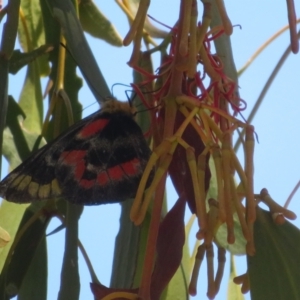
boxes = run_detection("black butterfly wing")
[0,108,151,205]
[0,112,97,203]
[56,112,151,205]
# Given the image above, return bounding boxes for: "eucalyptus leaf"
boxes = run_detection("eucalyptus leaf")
[18,0,49,75]
[248,207,300,300]
[79,0,122,46]
[0,103,46,274]
[163,221,192,300]
[215,214,247,255]
[9,46,52,75]
[227,255,245,300]
[18,61,43,133]
[0,0,20,58]
[6,96,31,161]
[110,200,141,288]
[18,0,45,51]
[18,236,47,300]
[0,57,9,174]
[0,204,50,299]
[208,158,247,255]
[0,201,29,273]
[57,203,81,300]
[0,227,10,248]
[48,0,111,104]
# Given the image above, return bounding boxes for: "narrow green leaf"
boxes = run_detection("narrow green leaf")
[9,46,52,75]
[132,210,152,289]
[4,95,47,167]
[48,0,111,104]
[0,203,50,299]
[18,0,49,75]
[18,0,45,51]
[40,0,60,45]
[0,8,6,23]
[215,214,247,255]
[248,207,300,300]
[132,51,153,141]
[6,96,31,161]
[18,62,43,133]
[162,215,197,300]
[58,203,82,300]
[18,236,47,300]
[227,255,245,300]
[0,57,9,175]
[79,0,122,46]
[0,227,10,248]
[0,102,48,296]
[0,201,29,273]
[208,158,247,255]
[0,0,20,58]
[163,238,190,300]
[110,200,141,288]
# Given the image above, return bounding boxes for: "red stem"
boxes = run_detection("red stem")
[286,0,299,53]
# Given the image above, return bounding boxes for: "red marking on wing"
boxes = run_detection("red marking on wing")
[60,150,87,182]
[60,150,86,165]
[74,161,85,181]
[77,119,110,138]
[97,171,109,185]
[80,178,95,189]
[120,158,141,176]
[108,165,124,181]
[94,158,141,186]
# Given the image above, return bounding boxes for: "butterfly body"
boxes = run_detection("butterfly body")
[0,100,151,205]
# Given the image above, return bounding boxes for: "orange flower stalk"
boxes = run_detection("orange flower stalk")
[106,0,297,299]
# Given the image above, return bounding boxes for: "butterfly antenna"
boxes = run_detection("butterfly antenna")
[136,103,162,114]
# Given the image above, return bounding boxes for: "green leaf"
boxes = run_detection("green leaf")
[58,203,82,300]
[227,255,245,300]
[215,214,247,255]
[0,0,20,58]
[208,158,247,255]
[6,96,31,161]
[0,203,50,299]
[18,0,45,51]
[248,207,300,299]
[18,61,43,133]
[9,46,52,75]
[40,0,60,46]
[165,216,199,300]
[0,57,9,174]
[0,201,29,273]
[18,0,49,75]
[110,200,141,288]
[18,236,47,300]
[163,232,191,300]
[132,51,153,142]
[79,0,122,46]
[0,105,46,274]
[3,99,46,166]
[48,0,111,103]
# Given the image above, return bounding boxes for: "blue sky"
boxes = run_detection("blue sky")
[2,1,300,299]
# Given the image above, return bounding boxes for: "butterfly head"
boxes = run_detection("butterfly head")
[102,98,137,117]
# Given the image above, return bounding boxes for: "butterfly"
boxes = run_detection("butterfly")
[0,99,151,205]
